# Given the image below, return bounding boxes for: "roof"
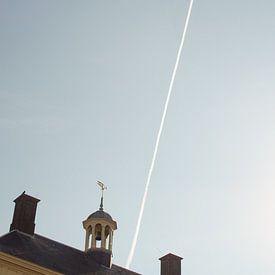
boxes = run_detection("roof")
[159,253,183,261]
[13,191,40,203]
[88,210,113,221]
[0,230,140,275]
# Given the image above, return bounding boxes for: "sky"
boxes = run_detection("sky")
[0,1,275,274]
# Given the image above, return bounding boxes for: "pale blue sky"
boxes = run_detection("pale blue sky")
[1,1,275,274]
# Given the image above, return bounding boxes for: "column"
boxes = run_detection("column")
[92,226,96,248]
[109,230,113,251]
[85,228,90,251]
[101,225,106,249]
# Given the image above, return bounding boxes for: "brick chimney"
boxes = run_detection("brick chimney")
[159,253,183,275]
[10,192,40,235]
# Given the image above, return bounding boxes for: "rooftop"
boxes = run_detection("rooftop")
[0,230,140,275]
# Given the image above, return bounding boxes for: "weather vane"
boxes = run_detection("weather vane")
[97,180,107,211]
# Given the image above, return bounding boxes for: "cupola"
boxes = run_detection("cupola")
[82,181,117,268]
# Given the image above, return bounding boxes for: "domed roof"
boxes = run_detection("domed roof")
[87,210,113,221]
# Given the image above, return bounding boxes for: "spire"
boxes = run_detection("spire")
[100,195,104,210]
[97,181,107,211]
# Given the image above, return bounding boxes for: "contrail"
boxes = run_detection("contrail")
[126,0,194,269]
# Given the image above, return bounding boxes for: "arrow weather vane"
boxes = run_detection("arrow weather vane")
[97,180,107,211]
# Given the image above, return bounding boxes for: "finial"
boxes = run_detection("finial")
[97,181,107,211]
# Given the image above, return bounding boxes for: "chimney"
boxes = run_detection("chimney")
[159,253,183,275]
[10,191,40,235]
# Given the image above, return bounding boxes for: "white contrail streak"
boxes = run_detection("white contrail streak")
[126,0,194,269]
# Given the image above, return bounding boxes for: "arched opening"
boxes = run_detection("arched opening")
[105,226,111,250]
[88,226,92,248]
[95,224,102,248]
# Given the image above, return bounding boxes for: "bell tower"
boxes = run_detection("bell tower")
[82,181,117,268]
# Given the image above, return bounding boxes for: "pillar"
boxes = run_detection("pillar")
[92,227,96,248]
[85,228,89,251]
[109,230,113,252]
[101,225,106,249]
